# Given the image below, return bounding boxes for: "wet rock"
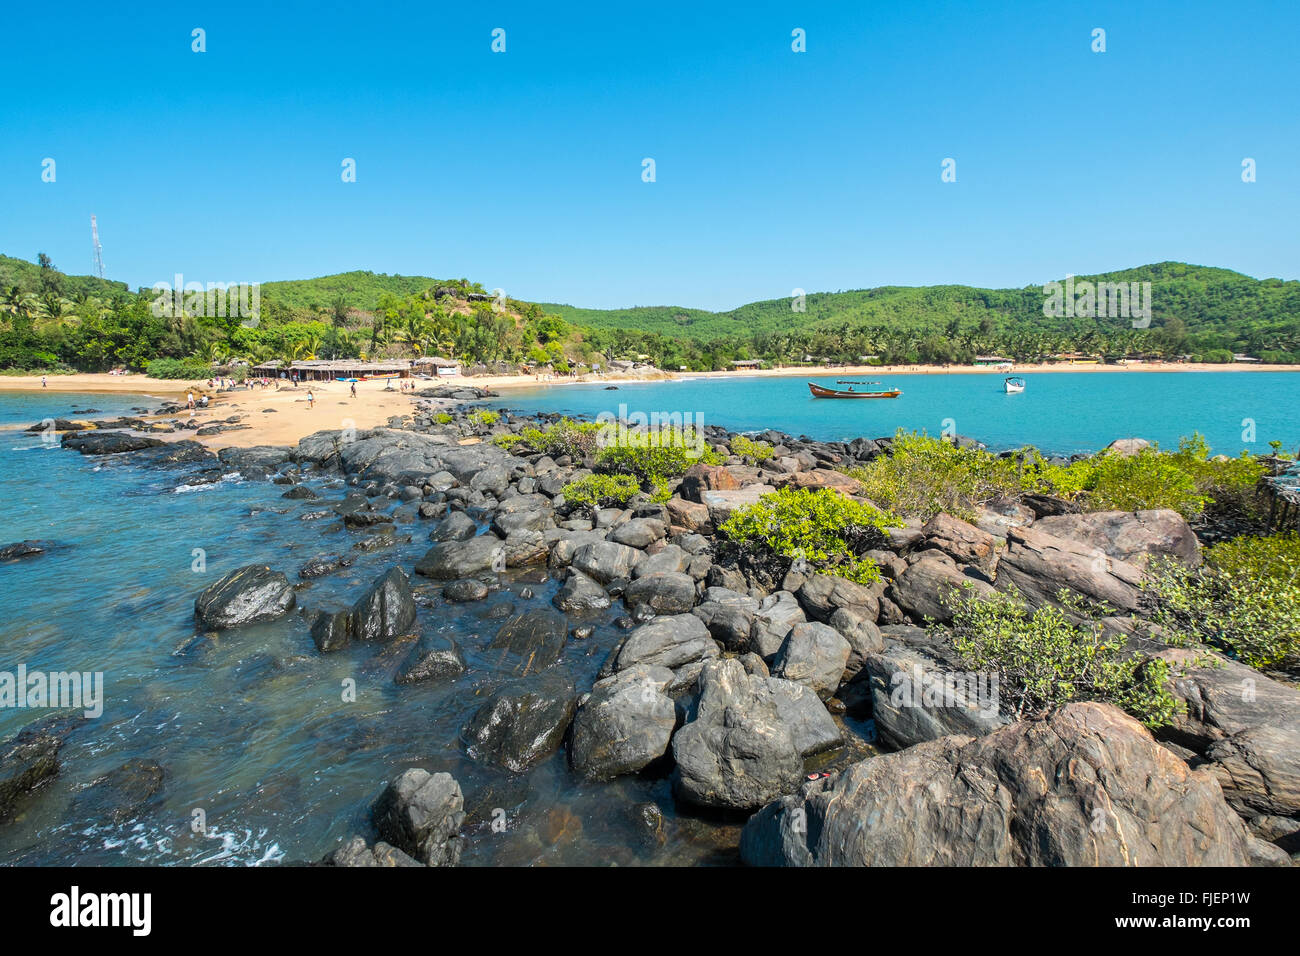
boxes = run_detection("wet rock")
[323,836,422,867]
[0,541,46,562]
[443,578,490,603]
[0,715,81,825]
[488,608,568,677]
[194,565,296,629]
[297,554,353,579]
[281,485,320,500]
[310,610,354,653]
[351,567,417,642]
[462,672,578,772]
[552,569,612,613]
[74,759,164,824]
[503,528,548,567]
[414,534,505,579]
[395,634,466,685]
[740,702,1252,866]
[62,431,164,455]
[570,665,677,781]
[372,768,465,866]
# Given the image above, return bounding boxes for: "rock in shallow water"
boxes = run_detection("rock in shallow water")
[462,672,577,772]
[194,565,296,630]
[371,768,465,866]
[569,665,677,781]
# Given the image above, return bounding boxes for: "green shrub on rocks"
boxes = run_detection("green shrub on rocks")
[940,590,1183,729]
[1144,532,1300,672]
[595,426,723,497]
[433,412,453,425]
[467,409,499,427]
[730,434,774,463]
[718,486,900,585]
[561,474,641,510]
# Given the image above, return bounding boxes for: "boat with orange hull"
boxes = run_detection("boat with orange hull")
[807,382,902,399]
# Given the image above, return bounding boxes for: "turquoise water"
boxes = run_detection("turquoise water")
[492,371,1300,456]
[0,392,748,866]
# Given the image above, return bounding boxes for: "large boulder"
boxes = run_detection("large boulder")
[608,517,666,549]
[571,540,643,584]
[692,593,758,650]
[395,634,466,685]
[548,529,608,569]
[623,572,697,615]
[889,553,996,624]
[749,591,807,659]
[632,543,689,578]
[678,464,739,503]
[1154,648,1300,820]
[995,525,1144,612]
[371,768,465,866]
[429,511,477,543]
[323,836,422,867]
[672,659,837,811]
[461,672,577,772]
[1032,509,1201,568]
[62,431,164,455]
[916,513,1001,576]
[569,665,677,781]
[740,702,1254,866]
[772,622,851,698]
[194,565,296,629]
[414,534,505,579]
[552,569,612,613]
[859,633,1010,749]
[351,567,417,643]
[610,614,720,687]
[796,574,880,624]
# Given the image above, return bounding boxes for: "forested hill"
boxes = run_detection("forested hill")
[540,263,1300,344]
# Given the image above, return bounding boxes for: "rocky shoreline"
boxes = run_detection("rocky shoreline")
[2,391,1297,867]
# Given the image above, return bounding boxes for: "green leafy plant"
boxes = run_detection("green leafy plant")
[718,486,900,585]
[467,409,500,427]
[730,434,774,464]
[146,357,212,380]
[432,412,453,425]
[940,589,1183,729]
[561,473,641,510]
[595,425,724,489]
[1143,532,1300,672]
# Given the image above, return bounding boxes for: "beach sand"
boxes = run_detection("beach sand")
[2,361,1294,450]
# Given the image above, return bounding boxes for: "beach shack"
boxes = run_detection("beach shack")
[974,355,1013,368]
[731,359,762,371]
[412,356,461,377]
[249,359,412,382]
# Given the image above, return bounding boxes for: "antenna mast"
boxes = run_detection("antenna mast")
[91,215,105,279]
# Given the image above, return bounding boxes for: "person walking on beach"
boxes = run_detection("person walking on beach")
[307,389,314,409]
[350,382,357,399]
[41,375,47,388]
[187,391,195,409]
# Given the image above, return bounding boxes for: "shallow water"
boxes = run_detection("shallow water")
[491,371,1300,456]
[2,391,842,866]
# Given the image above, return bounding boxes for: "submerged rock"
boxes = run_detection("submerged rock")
[73,759,165,824]
[0,715,81,825]
[462,672,577,772]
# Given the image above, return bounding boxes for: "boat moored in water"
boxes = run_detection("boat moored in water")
[808,382,902,399]
[1004,376,1026,394]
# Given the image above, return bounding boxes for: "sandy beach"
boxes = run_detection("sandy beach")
[2,360,1295,450]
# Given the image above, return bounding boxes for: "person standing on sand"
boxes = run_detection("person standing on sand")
[41,376,47,388]
[307,389,314,409]
[350,382,357,399]
[187,391,195,409]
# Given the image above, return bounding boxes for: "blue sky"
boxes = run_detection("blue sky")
[2,0,1296,310]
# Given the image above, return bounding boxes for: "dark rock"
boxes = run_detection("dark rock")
[0,715,80,824]
[372,768,465,865]
[414,534,505,579]
[194,565,296,629]
[552,570,612,613]
[0,541,47,562]
[395,634,466,685]
[488,608,568,677]
[73,759,164,824]
[462,672,577,772]
[352,567,417,642]
[772,621,851,698]
[570,665,677,781]
[443,578,490,603]
[623,572,697,615]
[323,836,422,867]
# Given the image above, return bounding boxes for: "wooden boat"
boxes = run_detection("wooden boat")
[1004,376,1026,394]
[808,382,901,399]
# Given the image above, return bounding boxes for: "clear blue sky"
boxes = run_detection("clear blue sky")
[2,0,1296,311]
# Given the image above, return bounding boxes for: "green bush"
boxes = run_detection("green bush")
[846,431,1047,521]
[433,412,453,425]
[491,433,525,449]
[730,434,774,463]
[719,487,900,585]
[1144,532,1300,672]
[146,358,211,380]
[596,425,724,495]
[941,590,1183,729]
[562,474,641,510]
[467,409,499,427]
